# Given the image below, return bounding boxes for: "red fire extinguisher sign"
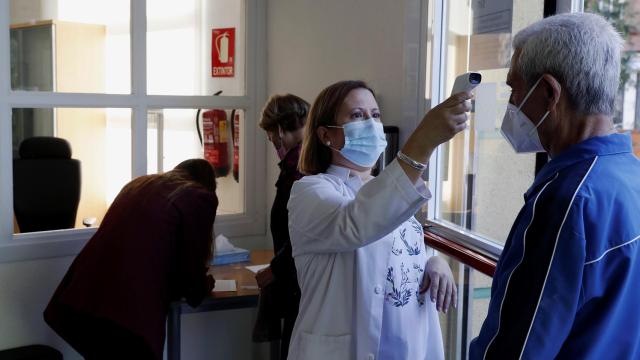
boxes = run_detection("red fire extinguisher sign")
[212,28,235,77]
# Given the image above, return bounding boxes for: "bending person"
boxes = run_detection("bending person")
[44,159,218,360]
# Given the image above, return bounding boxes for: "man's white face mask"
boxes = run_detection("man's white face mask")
[500,77,550,153]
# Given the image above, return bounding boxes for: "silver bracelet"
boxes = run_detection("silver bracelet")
[396,151,428,171]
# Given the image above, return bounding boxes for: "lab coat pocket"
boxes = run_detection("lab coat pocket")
[299,332,352,360]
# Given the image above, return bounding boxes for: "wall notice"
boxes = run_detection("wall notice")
[472,0,512,34]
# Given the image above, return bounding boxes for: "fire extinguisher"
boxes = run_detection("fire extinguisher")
[197,91,229,177]
[196,91,239,182]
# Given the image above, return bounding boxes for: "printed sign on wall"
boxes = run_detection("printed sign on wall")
[212,28,235,77]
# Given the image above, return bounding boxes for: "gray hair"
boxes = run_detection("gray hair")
[513,12,623,115]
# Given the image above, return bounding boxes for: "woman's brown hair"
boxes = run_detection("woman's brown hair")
[298,80,375,175]
[173,158,216,193]
[259,94,310,133]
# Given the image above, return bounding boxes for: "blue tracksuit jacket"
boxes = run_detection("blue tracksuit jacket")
[469,133,640,359]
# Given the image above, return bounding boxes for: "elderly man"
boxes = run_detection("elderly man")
[470,13,640,359]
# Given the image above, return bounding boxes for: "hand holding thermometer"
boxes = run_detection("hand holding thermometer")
[451,72,482,96]
[447,72,480,131]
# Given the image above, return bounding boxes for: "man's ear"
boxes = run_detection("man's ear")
[316,126,330,146]
[541,73,562,111]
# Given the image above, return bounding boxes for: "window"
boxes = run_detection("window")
[436,253,493,359]
[147,108,245,215]
[584,0,640,156]
[424,0,546,256]
[12,107,132,233]
[424,0,640,256]
[0,0,265,261]
[10,1,131,94]
[147,0,246,96]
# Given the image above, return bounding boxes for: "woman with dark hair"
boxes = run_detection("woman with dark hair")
[44,159,218,360]
[288,80,471,359]
[255,94,309,359]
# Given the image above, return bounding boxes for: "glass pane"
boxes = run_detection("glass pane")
[147,0,246,96]
[147,108,244,215]
[434,0,544,244]
[9,0,131,94]
[12,108,132,234]
[437,253,463,360]
[424,0,436,101]
[470,270,492,339]
[436,254,492,359]
[584,0,640,155]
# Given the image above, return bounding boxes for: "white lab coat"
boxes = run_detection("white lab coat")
[287,160,444,360]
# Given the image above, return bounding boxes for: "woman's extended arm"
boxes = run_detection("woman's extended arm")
[399,92,472,183]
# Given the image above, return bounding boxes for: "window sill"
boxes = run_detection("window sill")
[0,227,95,263]
[0,212,266,264]
[425,220,504,259]
[424,228,497,277]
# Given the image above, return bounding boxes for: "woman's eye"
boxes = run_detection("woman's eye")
[350,112,364,119]
[372,113,381,119]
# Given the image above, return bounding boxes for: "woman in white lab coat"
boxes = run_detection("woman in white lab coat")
[287,80,470,360]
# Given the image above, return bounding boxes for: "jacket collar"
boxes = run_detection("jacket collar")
[278,143,301,170]
[326,164,351,180]
[326,164,372,189]
[525,132,633,199]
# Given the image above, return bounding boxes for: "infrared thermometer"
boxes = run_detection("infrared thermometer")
[451,72,482,96]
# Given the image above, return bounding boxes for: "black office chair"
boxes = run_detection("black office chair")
[0,345,62,360]
[13,137,81,233]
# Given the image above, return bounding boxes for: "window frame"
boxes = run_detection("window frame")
[422,0,579,260]
[422,0,504,260]
[0,0,267,262]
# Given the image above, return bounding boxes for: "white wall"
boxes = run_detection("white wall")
[0,257,77,356]
[264,0,418,243]
[266,0,407,117]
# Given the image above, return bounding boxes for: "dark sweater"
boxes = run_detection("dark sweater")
[44,173,217,359]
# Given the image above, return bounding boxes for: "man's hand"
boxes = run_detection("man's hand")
[420,256,458,313]
[255,266,275,289]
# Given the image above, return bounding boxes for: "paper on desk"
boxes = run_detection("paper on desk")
[245,264,269,273]
[212,279,237,292]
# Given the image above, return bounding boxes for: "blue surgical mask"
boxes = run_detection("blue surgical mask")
[327,118,387,167]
